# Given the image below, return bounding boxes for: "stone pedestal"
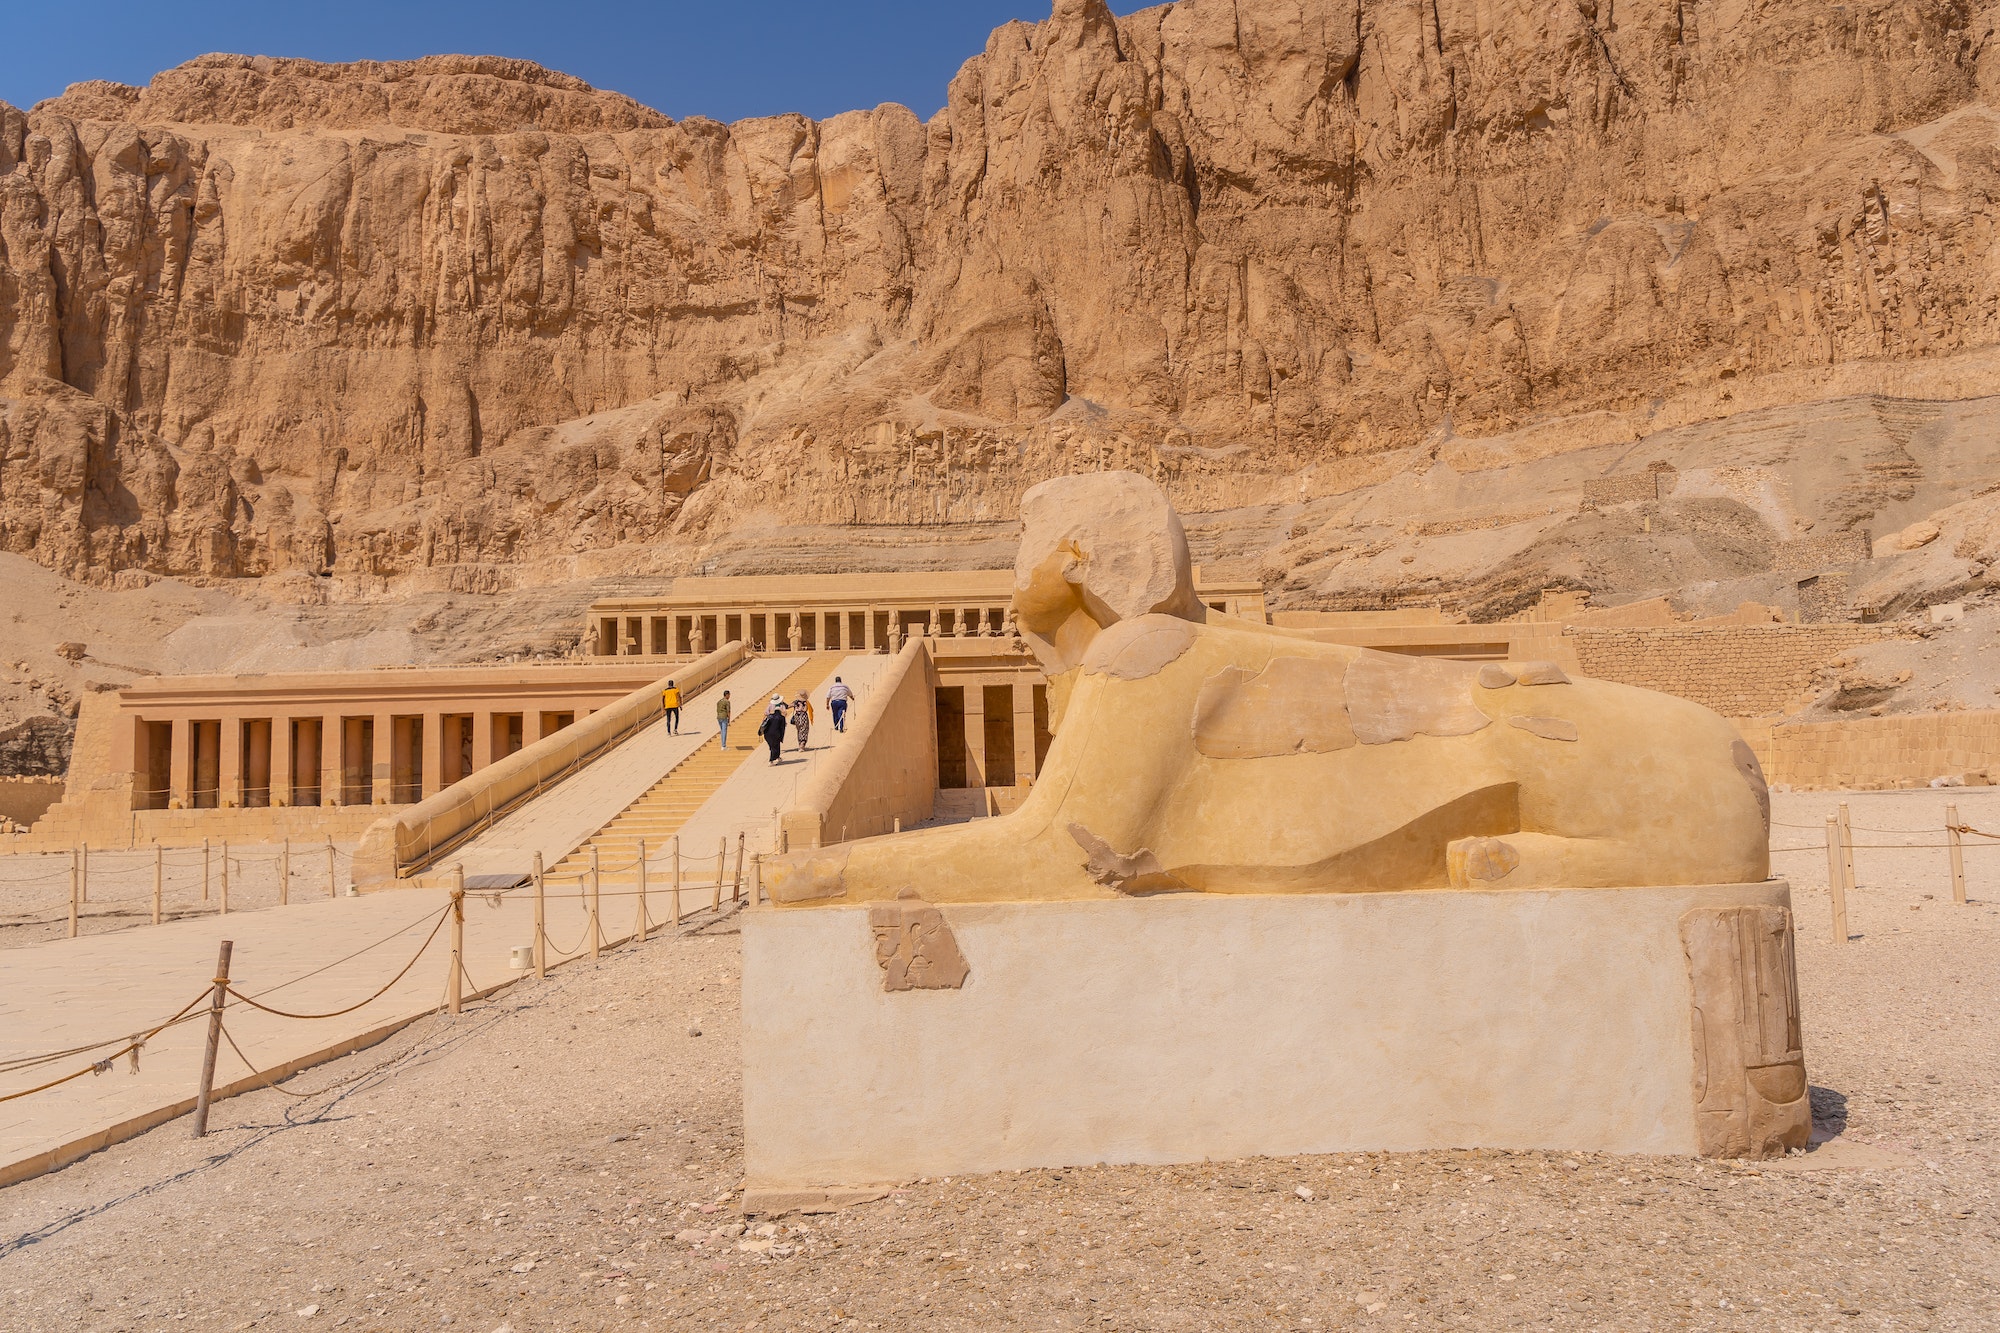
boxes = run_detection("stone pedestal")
[742,880,1807,1197]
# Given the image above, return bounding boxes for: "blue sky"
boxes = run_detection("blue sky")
[0,1,1072,123]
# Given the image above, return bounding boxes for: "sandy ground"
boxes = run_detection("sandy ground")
[0,843,357,950]
[0,791,1995,1331]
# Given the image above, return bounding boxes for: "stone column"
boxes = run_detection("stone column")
[219,714,244,808]
[962,683,987,789]
[295,718,321,806]
[472,711,495,772]
[1013,681,1038,784]
[421,711,444,799]
[272,715,295,807]
[244,719,272,808]
[168,717,191,809]
[367,712,390,804]
[322,713,345,806]
[866,607,881,650]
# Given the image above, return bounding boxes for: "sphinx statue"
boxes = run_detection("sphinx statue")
[766,471,1770,905]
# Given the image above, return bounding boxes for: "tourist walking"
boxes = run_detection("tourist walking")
[661,680,681,734]
[791,691,814,751]
[759,698,788,764]
[828,676,854,732]
[715,689,732,749]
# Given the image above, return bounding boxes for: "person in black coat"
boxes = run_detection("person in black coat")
[759,698,789,764]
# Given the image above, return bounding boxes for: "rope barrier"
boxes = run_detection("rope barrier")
[222,908,450,1021]
[0,989,213,1103]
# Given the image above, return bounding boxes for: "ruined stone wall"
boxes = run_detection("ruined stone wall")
[1733,711,2000,790]
[1775,531,1873,572]
[1571,625,1889,717]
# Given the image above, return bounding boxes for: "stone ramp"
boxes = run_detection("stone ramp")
[547,654,850,884]
[442,656,805,882]
[550,654,891,891]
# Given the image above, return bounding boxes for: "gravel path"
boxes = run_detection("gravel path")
[0,793,1994,1330]
[0,843,356,949]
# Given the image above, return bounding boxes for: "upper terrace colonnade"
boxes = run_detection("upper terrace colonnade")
[584,571,1270,657]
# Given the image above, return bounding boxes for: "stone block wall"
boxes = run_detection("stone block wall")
[1732,711,2000,790]
[1571,625,1888,716]
[784,639,939,849]
[1775,530,1872,571]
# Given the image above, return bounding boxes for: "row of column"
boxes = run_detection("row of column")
[598,605,1019,656]
[137,706,583,812]
[941,680,1049,790]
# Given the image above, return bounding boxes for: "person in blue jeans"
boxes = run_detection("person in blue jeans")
[827,676,854,732]
[715,689,732,749]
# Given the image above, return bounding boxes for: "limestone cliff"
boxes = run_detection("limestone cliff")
[4,2,2000,605]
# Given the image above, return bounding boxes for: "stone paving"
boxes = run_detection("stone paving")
[0,855,737,1190]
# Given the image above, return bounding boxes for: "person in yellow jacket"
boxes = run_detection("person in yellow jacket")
[661,680,681,735]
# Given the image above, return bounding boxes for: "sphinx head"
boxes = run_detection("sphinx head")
[1012,471,1203,694]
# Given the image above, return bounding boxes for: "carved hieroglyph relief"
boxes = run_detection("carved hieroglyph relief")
[868,893,971,992]
[1681,906,1811,1159]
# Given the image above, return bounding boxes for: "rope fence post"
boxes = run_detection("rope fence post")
[152,842,163,925]
[1946,804,1967,905]
[733,832,746,901]
[588,845,602,961]
[202,838,211,901]
[715,837,727,909]
[80,841,89,904]
[219,840,230,916]
[68,852,79,939]
[280,838,291,907]
[448,866,466,1016]
[532,851,547,979]
[1837,802,1857,908]
[326,836,336,898]
[192,939,234,1139]
[753,853,764,905]
[671,835,682,927]
[636,836,652,940]
[1824,814,1848,945]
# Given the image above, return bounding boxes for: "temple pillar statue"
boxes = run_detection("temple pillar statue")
[963,684,987,788]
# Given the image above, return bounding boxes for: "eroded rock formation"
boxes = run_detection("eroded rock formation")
[4,2,2000,597]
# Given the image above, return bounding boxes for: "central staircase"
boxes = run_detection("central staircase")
[544,654,843,884]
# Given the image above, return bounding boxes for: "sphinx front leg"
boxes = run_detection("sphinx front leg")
[763,813,1105,906]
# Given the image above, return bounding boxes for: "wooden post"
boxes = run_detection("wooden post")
[202,838,211,901]
[635,837,649,945]
[448,867,466,1016]
[732,832,746,901]
[1824,814,1849,944]
[531,851,547,978]
[67,850,79,939]
[151,843,163,926]
[716,837,727,909]
[79,841,89,903]
[219,840,230,916]
[280,838,290,906]
[588,845,602,960]
[671,835,682,926]
[192,939,233,1138]
[1947,804,1967,906]
[1838,802,1857,893]
[753,853,764,904]
[326,836,336,897]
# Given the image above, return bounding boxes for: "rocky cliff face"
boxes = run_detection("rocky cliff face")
[4,1,2000,604]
